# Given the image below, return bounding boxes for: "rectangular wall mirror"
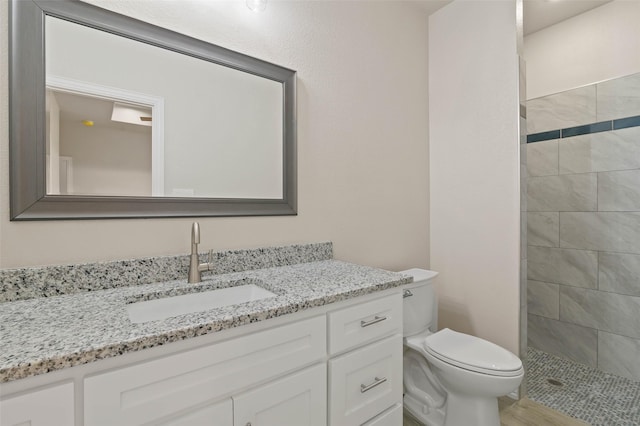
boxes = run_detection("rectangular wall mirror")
[9,0,297,220]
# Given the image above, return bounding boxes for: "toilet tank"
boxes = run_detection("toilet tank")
[399,268,439,337]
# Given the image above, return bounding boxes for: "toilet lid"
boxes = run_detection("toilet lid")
[424,328,523,377]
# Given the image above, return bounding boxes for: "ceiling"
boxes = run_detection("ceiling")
[413,0,614,36]
[523,0,613,35]
[51,91,151,133]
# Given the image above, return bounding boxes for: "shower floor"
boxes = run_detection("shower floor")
[527,347,640,425]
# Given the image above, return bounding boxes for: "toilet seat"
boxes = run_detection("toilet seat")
[422,328,523,377]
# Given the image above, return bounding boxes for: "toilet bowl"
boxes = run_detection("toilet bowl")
[400,269,523,426]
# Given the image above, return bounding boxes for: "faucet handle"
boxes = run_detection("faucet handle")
[207,249,214,269]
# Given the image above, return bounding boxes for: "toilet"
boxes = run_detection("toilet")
[400,268,523,426]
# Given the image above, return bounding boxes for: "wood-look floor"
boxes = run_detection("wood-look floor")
[402,397,588,426]
[498,397,589,426]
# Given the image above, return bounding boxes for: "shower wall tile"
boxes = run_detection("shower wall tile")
[527,174,596,212]
[598,169,640,211]
[559,286,640,339]
[560,212,640,254]
[598,331,640,381]
[528,314,597,367]
[527,246,597,288]
[559,126,640,174]
[597,72,640,121]
[527,280,559,319]
[527,85,596,134]
[599,252,640,297]
[527,73,640,382]
[527,212,559,247]
[527,140,558,177]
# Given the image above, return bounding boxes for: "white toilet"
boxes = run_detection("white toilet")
[400,268,523,426]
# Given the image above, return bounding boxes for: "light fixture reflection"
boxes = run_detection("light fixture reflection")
[246,0,267,12]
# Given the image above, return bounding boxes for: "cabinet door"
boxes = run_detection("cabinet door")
[0,382,74,426]
[233,363,326,426]
[85,316,325,425]
[153,398,232,426]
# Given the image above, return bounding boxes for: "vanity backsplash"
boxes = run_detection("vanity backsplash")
[0,242,333,303]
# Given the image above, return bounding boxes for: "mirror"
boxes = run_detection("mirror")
[9,0,296,220]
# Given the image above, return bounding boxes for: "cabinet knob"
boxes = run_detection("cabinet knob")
[246,423,252,426]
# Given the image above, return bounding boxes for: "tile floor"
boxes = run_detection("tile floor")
[527,347,640,426]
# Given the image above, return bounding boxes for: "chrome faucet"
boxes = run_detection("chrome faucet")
[188,222,214,283]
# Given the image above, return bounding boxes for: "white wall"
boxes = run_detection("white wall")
[0,1,430,270]
[525,0,640,100]
[59,121,152,196]
[429,0,521,353]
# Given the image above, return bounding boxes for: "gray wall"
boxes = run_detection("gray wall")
[526,72,640,382]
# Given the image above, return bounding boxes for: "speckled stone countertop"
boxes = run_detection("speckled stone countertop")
[0,258,410,383]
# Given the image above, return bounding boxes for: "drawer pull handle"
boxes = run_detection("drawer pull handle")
[360,376,387,393]
[403,289,413,298]
[360,316,387,327]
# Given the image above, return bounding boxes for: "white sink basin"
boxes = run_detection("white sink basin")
[127,284,276,324]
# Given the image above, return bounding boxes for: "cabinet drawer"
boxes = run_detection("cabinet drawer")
[85,315,326,426]
[362,403,402,426]
[328,293,402,354]
[0,382,74,426]
[328,334,402,426]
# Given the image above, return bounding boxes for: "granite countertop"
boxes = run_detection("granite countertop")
[0,260,410,383]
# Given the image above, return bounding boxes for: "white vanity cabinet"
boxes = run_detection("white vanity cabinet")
[0,289,403,426]
[0,382,74,426]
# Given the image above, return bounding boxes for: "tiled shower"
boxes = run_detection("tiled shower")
[526,72,640,383]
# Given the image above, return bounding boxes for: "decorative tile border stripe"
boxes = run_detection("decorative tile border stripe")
[527,130,560,143]
[0,242,333,303]
[561,120,611,138]
[527,114,640,143]
[614,115,640,130]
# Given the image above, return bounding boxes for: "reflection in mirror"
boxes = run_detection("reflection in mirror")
[46,90,153,197]
[46,15,283,200]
